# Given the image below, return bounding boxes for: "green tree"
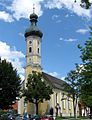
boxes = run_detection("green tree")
[75,0,91,9]
[80,0,91,9]
[22,71,53,114]
[65,27,92,116]
[78,27,92,113]
[0,59,21,109]
[65,69,80,118]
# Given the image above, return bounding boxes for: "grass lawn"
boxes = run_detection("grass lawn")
[55,116,89,120]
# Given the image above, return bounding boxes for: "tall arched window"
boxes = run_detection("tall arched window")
[62,93,66,109]
[38,48,39,53]
[29,47,32,53]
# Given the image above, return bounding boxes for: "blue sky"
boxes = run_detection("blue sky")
[0,0,92,80]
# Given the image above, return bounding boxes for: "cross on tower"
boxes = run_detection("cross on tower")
[33,4,35,13]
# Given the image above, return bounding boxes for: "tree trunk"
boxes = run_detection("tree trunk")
[79,103,82,117]
[35,101,38,115]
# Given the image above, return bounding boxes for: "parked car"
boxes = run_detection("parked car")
[41,115,53,120]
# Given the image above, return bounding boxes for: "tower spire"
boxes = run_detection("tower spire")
[25,5,43,38]
[33,4,35,13]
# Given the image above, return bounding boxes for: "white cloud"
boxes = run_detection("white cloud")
[7,0,43,20]
[43,70,62,79]
[61,76,65,80]
[0,41,25,81]
[45,0,92,18]
[43,70,65,81]
[64,38,77,42]
[76,28,89,34]
[49,72,60,78]
[52,14,62,23]
[0,0,92,22]
[59,37,63,41]
[52,14,60,20]
[0,11,14,22]
[59,37,77,42]
[45,0,63,9]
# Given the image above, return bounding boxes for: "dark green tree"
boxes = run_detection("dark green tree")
[75,0,91,9]
[65,27,92,116]
[78,27,92,113]
[80,0,91,9]
[22,71,53,114]
[65,69,80,118]
[0,59,21,109]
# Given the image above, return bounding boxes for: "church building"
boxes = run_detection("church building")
[18,10,77,117]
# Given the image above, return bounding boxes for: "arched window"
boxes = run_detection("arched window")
[38,48,39,53]
[29,58,31,62]
[68,96,71,110]
[62,93,66,109]
[29,47,32,53]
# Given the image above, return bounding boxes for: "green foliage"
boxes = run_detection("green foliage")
[0,114,9,120]
[0,110,7,116]
[65,68,80,117]
[78,28,92,108]
[65,27,92,115]
[75,0,91,9]
[80,0,91,9]
[65,70,79,96]
[0,59,21,109]
[22,71,53,114]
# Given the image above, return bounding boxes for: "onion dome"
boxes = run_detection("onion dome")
[25,13,43,38]
[30,13,38,20]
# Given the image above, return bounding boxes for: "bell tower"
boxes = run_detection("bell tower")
[23,9,43,114]
[24,10,43,79]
